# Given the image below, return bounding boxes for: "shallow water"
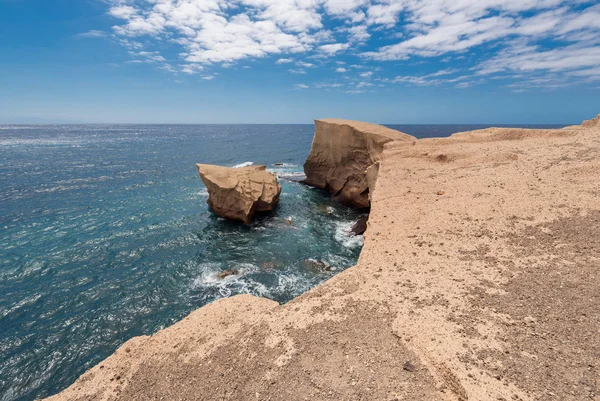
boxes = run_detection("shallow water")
[0,123,565,401]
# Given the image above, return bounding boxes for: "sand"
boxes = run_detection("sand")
[45,116,600,401]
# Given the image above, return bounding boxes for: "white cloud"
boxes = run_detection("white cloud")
[477,43,600,77]
[109,5,138,20]
[104,0,600,88]
[319,43,350,55]
[316,82,344,88]
[336,67,347,72]
[388,68,466,86]
[359,71,373,77]
[345,25,370,42]
[77,30,107,38]
[288,68,307,74]
[295,83,309,89]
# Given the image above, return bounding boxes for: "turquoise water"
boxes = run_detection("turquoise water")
[0,123,565,401]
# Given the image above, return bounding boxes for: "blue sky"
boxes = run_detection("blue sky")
[0,0,599,124]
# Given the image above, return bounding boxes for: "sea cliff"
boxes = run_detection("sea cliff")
[304,119,415,209]
[46,116,600,401]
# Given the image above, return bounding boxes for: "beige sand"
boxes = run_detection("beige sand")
[46,115,600,401]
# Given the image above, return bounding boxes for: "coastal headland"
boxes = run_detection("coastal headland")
[46,115,600,401]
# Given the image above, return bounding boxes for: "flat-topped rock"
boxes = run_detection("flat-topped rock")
[303,119,416,209]
[196,164,281,224]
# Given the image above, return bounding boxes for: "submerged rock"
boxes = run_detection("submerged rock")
[304,119,415,209]
[351,216,369,236]
[196,164,281,224]
[216,269,238,279]
[303,258,333,273]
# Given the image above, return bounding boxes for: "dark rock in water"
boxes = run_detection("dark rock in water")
[260,261,277,269]
[303,259,333,273]
[318,204,335,215]
[351,216,369,236]
[273,162,285,166]
[217,269,238,279]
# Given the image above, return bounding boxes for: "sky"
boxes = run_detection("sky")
[0,0,599,124]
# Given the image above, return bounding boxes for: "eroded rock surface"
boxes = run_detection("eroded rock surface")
[196,164,281,224]
[303,119,415,208]
[46,114,600,401]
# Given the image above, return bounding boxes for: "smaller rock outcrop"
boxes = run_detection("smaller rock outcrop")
[196,164,281,224]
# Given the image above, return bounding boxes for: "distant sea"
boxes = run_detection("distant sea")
[0,123,565,401]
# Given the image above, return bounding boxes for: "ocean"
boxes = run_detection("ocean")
[0,123,564,401]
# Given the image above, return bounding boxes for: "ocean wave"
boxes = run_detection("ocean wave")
[232,161,254,168]
[334,221,364,249]
[189,262,270,300]
[274,171,306,181]
[0,138,87,147]
[271,163,298,168]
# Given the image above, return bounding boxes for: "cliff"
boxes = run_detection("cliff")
[303,119,416,209]
[196,164,281,224]
[46,115,600,401]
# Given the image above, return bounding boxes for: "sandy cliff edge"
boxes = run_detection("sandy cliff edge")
[45,116,600,401]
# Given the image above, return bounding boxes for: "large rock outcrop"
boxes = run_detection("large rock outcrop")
[196,164,281,224]
[303,119,416,208]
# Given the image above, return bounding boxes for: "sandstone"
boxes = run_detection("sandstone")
[303,119,416,209]
[46,114,600,401]
[582,113,600,128]
[196,164,281,224]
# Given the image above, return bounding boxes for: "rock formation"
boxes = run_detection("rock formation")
[582,113,600,128]
[303,119,416,209]
[196,164,281,224]
[46,115,600,401]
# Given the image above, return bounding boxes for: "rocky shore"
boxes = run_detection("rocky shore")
[46,115,600,401]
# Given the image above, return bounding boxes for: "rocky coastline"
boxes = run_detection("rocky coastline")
[46,115,600,401]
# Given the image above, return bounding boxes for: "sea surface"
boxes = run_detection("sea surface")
[0,123,565,401]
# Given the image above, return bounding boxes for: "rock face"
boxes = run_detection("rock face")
[351,216,368,236]
[582,114,600,128]
[303,119,416,209]
[196,164,281,224]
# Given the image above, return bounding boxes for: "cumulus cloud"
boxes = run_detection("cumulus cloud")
[319,43,350,55]
[103,0,600,87]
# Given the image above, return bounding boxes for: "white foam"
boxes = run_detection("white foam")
[232,161,254,168]
[190,263,270,300]
[274,171,306,181]
[271,163,298,168]
[334,221,364,249]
